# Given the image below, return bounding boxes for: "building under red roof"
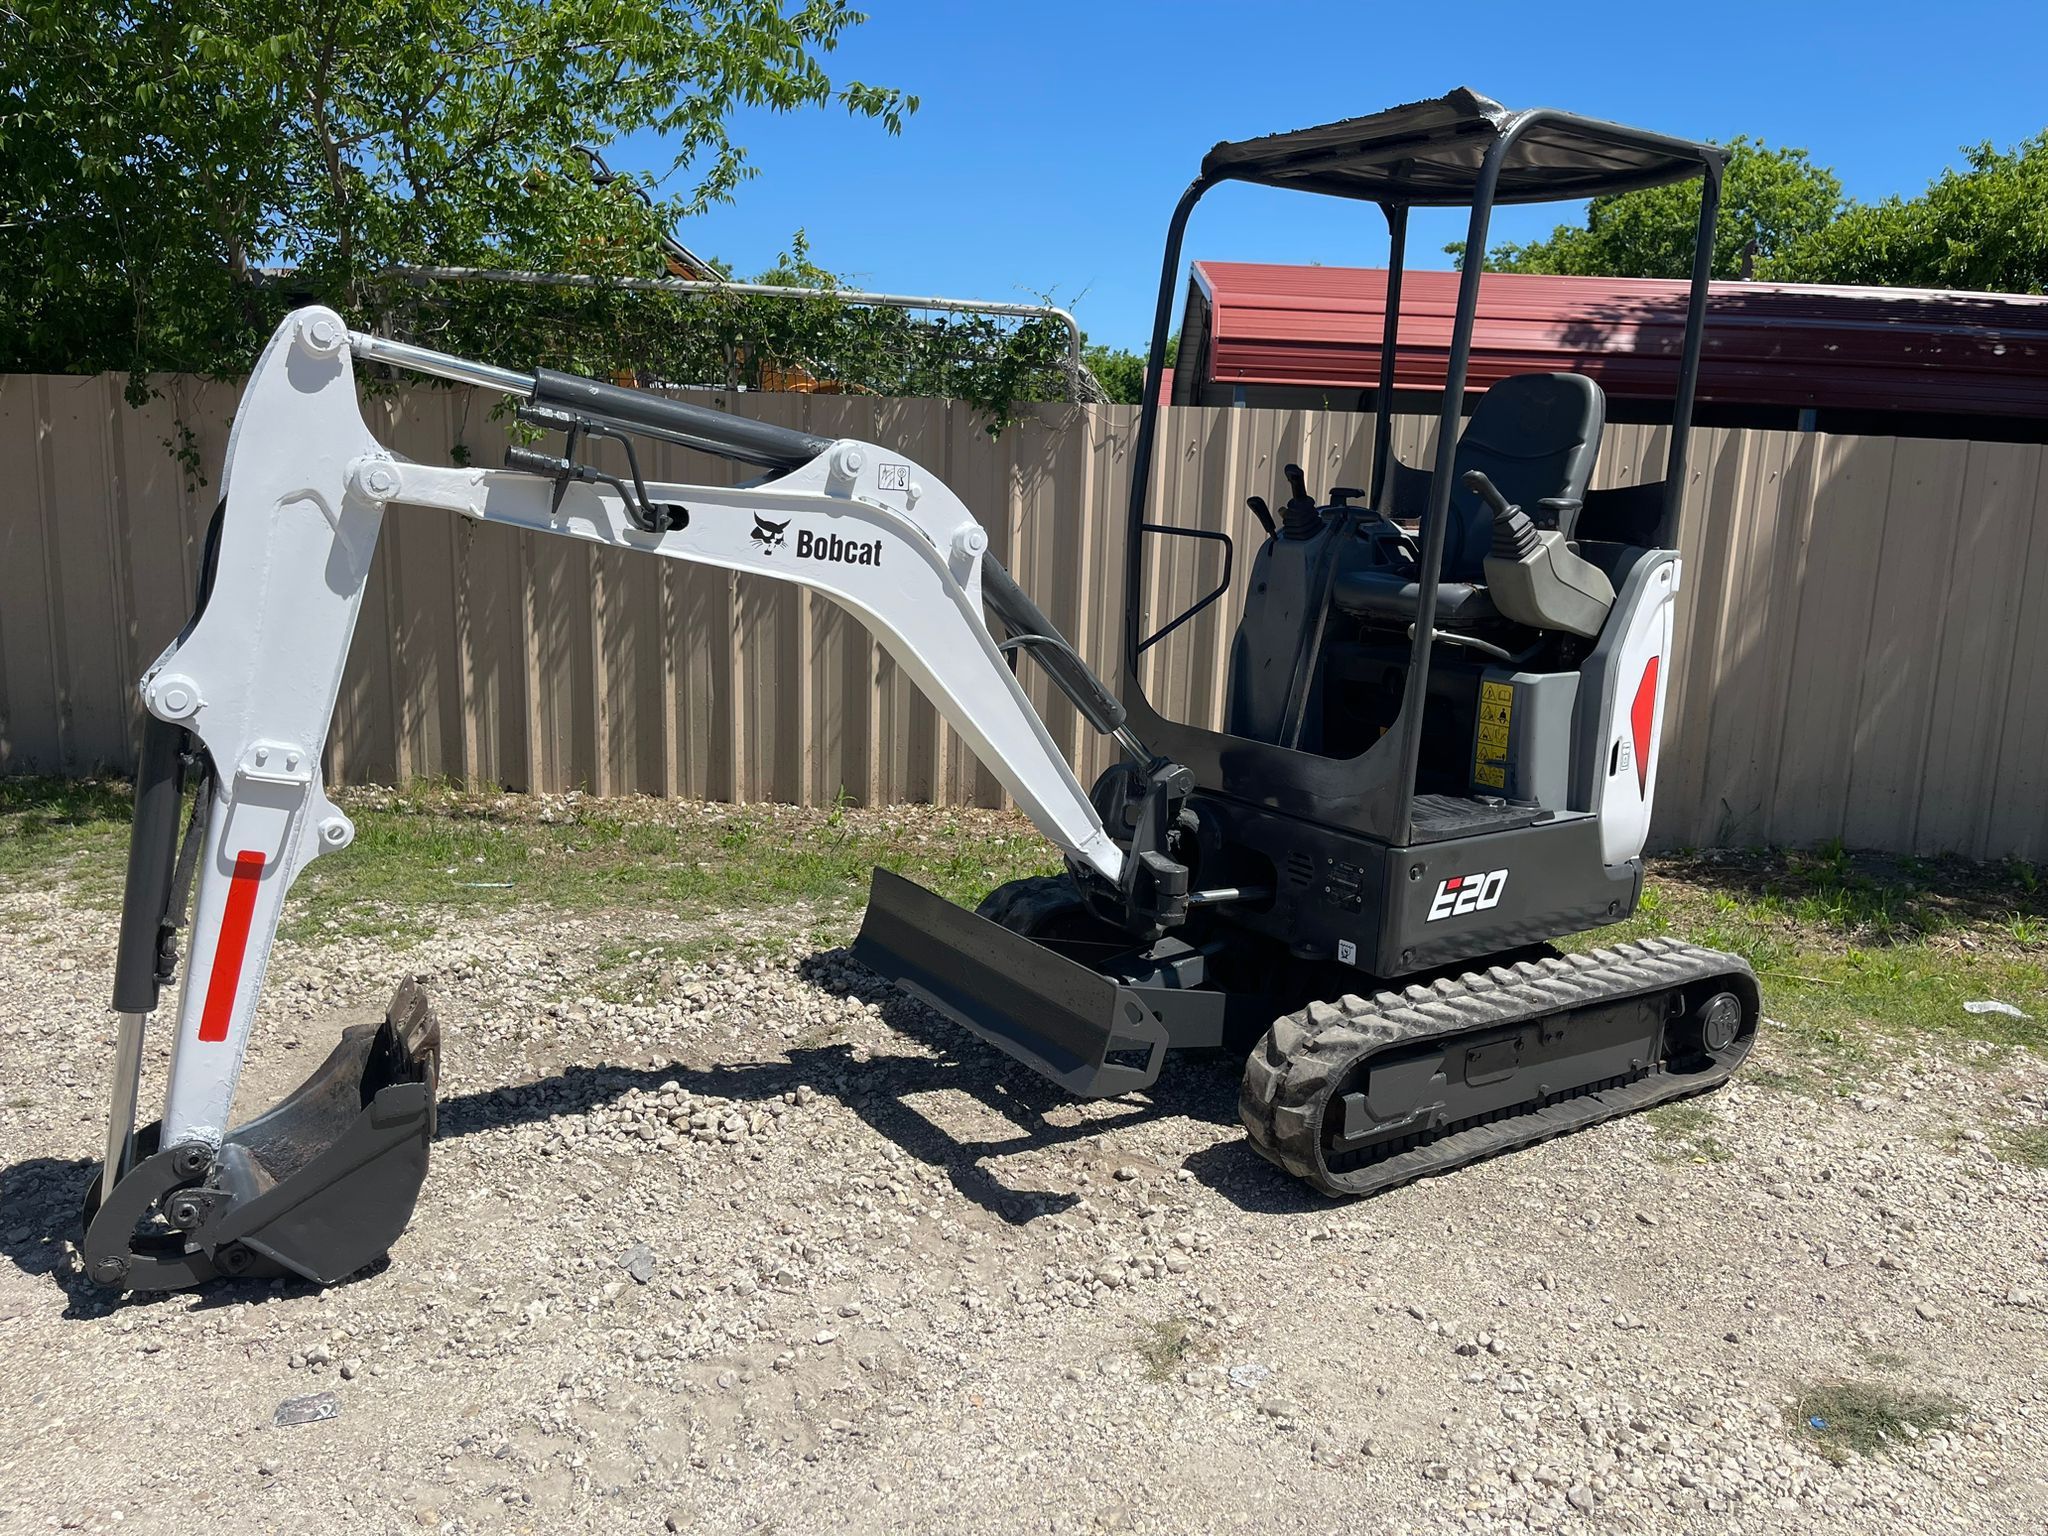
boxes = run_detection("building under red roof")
[1169,262,2048,440]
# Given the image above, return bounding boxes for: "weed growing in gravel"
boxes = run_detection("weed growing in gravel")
[1133,1318,1209,1383]
[1788,1380,1960,1463]
[793,1018,848,1049]
[1641,1102,1732,1164]
[1997,1125,2048,1169]
[589,931,815,1002]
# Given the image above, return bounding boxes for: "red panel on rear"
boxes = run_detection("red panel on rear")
[1630,658,1660,795]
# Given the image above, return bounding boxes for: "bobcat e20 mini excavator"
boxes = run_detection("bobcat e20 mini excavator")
[85,89,1758,1294]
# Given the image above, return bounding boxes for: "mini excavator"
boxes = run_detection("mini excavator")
[85,90,1757,1293]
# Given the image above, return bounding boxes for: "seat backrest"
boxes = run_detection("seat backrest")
[1443,373,1605,581]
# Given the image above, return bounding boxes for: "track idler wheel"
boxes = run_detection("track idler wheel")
[82,980,440,1294]
[1668,988,1753,1072]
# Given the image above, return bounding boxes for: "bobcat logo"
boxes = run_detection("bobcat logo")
[750,514,790,552]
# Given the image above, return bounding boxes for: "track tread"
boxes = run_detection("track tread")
[1238,938,1757,1197]
[975,874,1083,936]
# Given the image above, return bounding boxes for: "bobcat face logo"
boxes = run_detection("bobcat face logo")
[750,514,789,552]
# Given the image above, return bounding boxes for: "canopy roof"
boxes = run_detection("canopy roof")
[1199,88,1721,207]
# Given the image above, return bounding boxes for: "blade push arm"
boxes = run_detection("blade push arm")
[130,307,1124,1155]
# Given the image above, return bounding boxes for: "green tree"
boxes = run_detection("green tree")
[0,0,915,390]
[1084,344,1146,404]
[1764,133,2048,293]
[1451,138,1843,280]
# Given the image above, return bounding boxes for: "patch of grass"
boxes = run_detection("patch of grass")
[1997,1125,2048,1170]
[1571,845,2048,1066]
[0,776,135,900]
[2004,912,2046,946]
[0,778,1063,957]
[1788,1379,1960,1463]
[13,774,2046,1077]
[275,791,1061,946]
[1132,1317,1210,1383]
[1641,1102,1732,1164]
[1742,1058,1829,1097]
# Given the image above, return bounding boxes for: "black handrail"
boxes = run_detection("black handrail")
[1136,524,1235,656]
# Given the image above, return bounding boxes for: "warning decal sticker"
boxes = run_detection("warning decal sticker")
[1473,680,1513,790]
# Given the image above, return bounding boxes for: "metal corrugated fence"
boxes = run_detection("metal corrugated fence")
[3,373,2045,861]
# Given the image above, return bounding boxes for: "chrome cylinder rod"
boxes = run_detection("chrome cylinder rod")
[101,1010,149,1205]
[346,331,533,398]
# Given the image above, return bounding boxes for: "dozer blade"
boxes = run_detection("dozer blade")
[853,868,1167,1098]
[83,980,439,1293]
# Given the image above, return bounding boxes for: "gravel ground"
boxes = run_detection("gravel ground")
[2,855,2045,1534]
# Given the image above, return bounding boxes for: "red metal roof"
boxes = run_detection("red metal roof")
[1190,262,2048,418]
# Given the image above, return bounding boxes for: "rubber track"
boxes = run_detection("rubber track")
[1238,936,1757,1197]
[974,874,1081,933]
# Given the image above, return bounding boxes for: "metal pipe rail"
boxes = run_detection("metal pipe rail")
[378,265,1101,404]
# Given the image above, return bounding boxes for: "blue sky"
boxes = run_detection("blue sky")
[610,0,2048,352]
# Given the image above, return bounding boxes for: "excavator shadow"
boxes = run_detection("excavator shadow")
[0,1155,101,1300]
[0,1150,409,1316]
[426,940,1315,1228]
[1,950,1321,1307]
[788,948,1328,1218]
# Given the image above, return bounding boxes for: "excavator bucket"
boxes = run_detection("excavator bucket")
[84,981,439,1292]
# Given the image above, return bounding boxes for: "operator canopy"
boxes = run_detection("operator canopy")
[1199,86,1722,206]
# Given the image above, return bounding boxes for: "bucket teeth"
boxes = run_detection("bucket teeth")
[388,976,440,1063]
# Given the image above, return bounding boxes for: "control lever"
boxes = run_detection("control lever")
[1463,470,1541,562]
[1244,495,1277,537]
[1461,469,1513,520]
[1279,463,1319,537]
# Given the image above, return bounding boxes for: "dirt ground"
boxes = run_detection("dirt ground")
[2,822,2045,1535]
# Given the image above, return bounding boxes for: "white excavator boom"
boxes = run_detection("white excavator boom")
[84,307,1128,1291]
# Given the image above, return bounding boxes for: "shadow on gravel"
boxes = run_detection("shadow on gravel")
[0,1155,95,1294]
[1,944,1316,1307]
[0,1152,341,1316]
[794,947,1323,1218]
[431,946,1315,1222]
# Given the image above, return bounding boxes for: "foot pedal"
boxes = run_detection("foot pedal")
[83,980,440,1292]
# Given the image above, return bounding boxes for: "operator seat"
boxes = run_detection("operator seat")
[1335,371,1605,626]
